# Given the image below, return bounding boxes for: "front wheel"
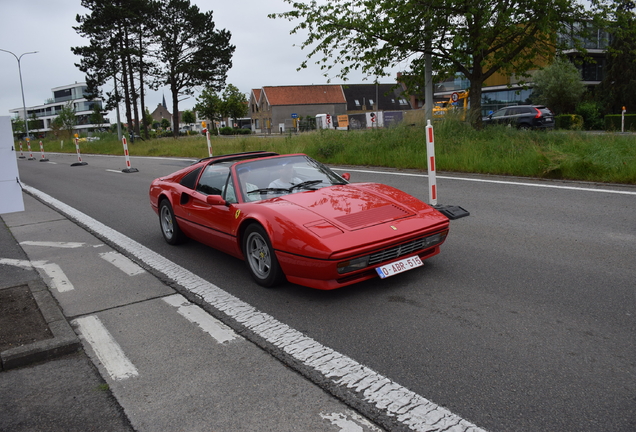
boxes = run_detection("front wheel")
[243,224,285,287]
[159,199,186,245]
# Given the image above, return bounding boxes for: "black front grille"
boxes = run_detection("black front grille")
[368,236,429,265]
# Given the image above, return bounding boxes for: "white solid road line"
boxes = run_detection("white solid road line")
[162,294,239,344]
[333,167,636,195]
[73,315,139,381]
[23,183,487,432]
[99,251,146,276]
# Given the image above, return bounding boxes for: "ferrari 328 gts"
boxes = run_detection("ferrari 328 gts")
[149,151,450,290]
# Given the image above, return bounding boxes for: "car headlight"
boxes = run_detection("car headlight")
[337,256,370,274]
[424,232,446,247]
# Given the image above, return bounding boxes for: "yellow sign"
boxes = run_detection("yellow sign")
[337,115,349,128]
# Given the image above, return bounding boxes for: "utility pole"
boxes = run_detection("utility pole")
[0,49,38,138]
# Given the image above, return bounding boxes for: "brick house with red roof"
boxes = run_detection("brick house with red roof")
[249,85,347,133]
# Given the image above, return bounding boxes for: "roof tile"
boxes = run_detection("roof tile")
[262,85,346,106]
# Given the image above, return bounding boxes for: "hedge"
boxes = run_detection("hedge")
[604,114,636,132]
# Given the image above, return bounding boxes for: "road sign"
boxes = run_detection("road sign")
[451,92,459,103]
[291,113,298,119]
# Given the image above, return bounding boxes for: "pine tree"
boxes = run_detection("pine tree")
[152,0,234,137]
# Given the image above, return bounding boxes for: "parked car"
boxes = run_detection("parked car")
[149,151,450,290]
[482,105,555,130]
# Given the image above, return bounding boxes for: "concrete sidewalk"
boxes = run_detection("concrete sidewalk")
[0,198,133,431]
[0,192,383,432]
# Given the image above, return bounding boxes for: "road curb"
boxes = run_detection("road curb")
[1,279,81,371]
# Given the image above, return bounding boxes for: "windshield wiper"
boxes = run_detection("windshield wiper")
[247,180,323,196]
[289,180,323,191]
[247,187,289,194]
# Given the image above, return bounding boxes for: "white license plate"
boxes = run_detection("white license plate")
[376,255,423,279]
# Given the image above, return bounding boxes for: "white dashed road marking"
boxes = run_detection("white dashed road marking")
[73,315,139,381]
[99,251,146,276]
[20,241,85,248]
[321,411,383,432]
[23,184,486,432]
[0,258,74,292]
[162,294,239,344]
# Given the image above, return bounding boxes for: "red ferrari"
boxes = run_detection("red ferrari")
[149,151,450,290]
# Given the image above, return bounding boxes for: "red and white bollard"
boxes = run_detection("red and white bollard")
[18,141,26,159]
[39,141,49,162]
[121,137,138,173]
[71,134,88,166]
[424,119,470,220]
[425,120,437,206]
[26,137,35,160]
[203,121,212,157]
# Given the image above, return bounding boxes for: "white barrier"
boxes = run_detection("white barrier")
[38,140,49,162]
[71,134,88,166]
[121,137,139,173]
[26,137,35,160]
[425,120,437,206]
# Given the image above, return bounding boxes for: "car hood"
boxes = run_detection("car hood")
[247,183,448,259]
[273,183,441,230]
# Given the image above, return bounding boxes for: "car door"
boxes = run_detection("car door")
[488,108,508,125]
[504,107,524,126]
[181,164,241,256]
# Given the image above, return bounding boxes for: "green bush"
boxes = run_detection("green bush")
[555,114,583,130]
[605,114,636,132]
[219,127,251,135]
[575,102,605,130]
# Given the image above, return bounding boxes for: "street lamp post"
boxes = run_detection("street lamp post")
[0,49,38,139]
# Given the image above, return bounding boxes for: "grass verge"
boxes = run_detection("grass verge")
[34,120,636,184]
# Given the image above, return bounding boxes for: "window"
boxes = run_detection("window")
[491,108,507,118]
[180,166,203,189]
[196,165,231,196]
[355,99,361,106]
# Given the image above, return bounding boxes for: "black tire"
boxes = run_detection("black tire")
[242,224,285,287]
[518,123,531,130]
[159,199,186,245]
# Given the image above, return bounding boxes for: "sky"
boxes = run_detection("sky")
[0,0,402,122]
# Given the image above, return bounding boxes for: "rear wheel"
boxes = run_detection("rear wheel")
[243,224,285,287]
[159,199,186,245]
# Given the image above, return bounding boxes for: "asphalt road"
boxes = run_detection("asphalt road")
[15,152,636,431]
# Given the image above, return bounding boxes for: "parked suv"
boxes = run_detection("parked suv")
[483,105,555,130]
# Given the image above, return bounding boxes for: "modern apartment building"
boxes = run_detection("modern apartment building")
[9,82,108,136]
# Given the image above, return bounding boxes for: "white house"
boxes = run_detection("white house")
[10,82,108,136]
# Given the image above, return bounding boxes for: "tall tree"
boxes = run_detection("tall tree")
[152,0,234,137]
[74,0,157,137]
[531,57,586,114]
[272,0,584,128]
[89,102,106,129]
[195,86,223,130]
[592,0,636,113]
[220,84,248,124]
[57,101,77,138]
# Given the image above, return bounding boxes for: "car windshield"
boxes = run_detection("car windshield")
[234,155,348,202]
